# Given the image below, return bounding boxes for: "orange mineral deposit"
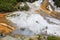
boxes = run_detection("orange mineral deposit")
[0,13,15,36]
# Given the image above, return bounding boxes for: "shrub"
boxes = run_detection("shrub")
[0,0,18,12]
[48,36,60,40]
[0,0,38,12]
[53,0,60,7]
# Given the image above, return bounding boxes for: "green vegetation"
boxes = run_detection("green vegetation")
[16,0,38,3]
[48,36,60,40]
[53,0,60,7]
[0,0,38,12]
[37,34,41,40]
[0,0,18,12]
[37,35,60,40]
[19,3,29,11]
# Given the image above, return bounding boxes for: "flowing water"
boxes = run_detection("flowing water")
[0,0,60,39]
[5,0,60,37]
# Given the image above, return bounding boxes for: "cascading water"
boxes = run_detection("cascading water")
[5,0,60,36]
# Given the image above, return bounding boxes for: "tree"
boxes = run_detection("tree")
[53,0,60,7]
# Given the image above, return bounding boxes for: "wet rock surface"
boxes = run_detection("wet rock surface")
[0,0,60,40]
